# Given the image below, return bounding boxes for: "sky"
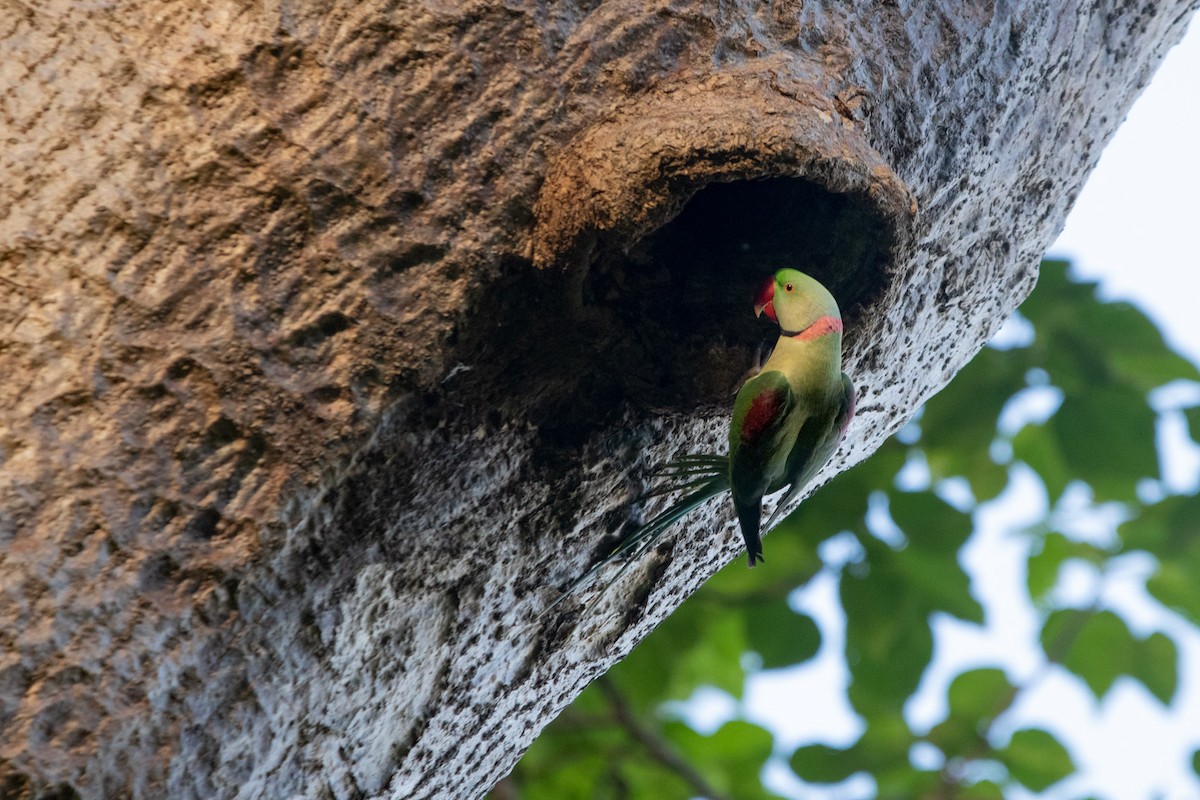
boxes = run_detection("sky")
[728,14,1200,800]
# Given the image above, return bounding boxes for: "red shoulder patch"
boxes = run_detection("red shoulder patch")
[742,389,784,444]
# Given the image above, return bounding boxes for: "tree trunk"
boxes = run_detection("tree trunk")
[1,0,1194,797]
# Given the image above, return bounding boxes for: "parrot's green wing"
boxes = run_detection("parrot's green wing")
[764,371,856,529]
[730,370,797,566]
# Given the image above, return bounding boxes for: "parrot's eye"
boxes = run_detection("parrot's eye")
[785,283,795,292]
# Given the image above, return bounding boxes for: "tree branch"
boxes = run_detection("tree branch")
[598,676,732,800]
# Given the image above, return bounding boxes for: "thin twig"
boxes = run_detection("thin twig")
[598,675,732,800]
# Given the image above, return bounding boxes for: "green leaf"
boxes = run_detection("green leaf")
[921,346,1028,498]
[1146,557,1200,625]
[1020,260,1095,327]
[928,668,1014,758]
[1119,493,1200,559]
[947,667,1015,720]
[671,720,777,799]
[1185,406,1200,446]
[889,491,973,553]
[856,713,917,770]
[882,491,983,623]
[1026,532,1107,603]
[1021,263,1114,392]
[1000,728,1074,792]
[508,711,639,799]
[955,452,1010,502]
[957,779,1006,800]
[1131,631,1178,705]
[799,719,926,799]
[1026,532,1067,601]
[875,767,940,800]
[843,558,935,714]
[896,548,984,624]
[744,601,821,670]
[1049,387,1159,502]
[1123,496,1200,628]
[612,594,748,705]
[1020,260,1196,394]
[1041,609,1134,699]
[789,744,860,784]
[614,754,694,800]
[1011,422,1070,503]
[1192,748,1200,777]
[1079,299,1200,389]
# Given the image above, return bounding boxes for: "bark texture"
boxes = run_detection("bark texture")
[1,0,1194,797]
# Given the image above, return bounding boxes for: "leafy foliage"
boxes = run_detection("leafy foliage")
[496,260,1200,799]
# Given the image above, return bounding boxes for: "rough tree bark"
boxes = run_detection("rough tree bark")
[1,0,1195,797]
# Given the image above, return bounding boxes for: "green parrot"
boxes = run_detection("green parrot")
[727,267,856,565]
[615,267,855,568]
[544,268,853,614]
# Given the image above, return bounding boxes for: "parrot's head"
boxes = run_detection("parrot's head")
[754,268,841,333]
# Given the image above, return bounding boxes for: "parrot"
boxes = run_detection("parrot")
[542,268,854,615]
[616,267,855,567]
[727,267,856,565]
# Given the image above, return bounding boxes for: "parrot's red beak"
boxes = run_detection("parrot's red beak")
[754,275,777,322]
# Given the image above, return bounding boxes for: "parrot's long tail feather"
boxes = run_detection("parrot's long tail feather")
[654,454,727,473]
[641,474,721,498]
[612,475,728,560]
[538,455,729,619]
[644,455,728,490]
[601,474,728,588]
